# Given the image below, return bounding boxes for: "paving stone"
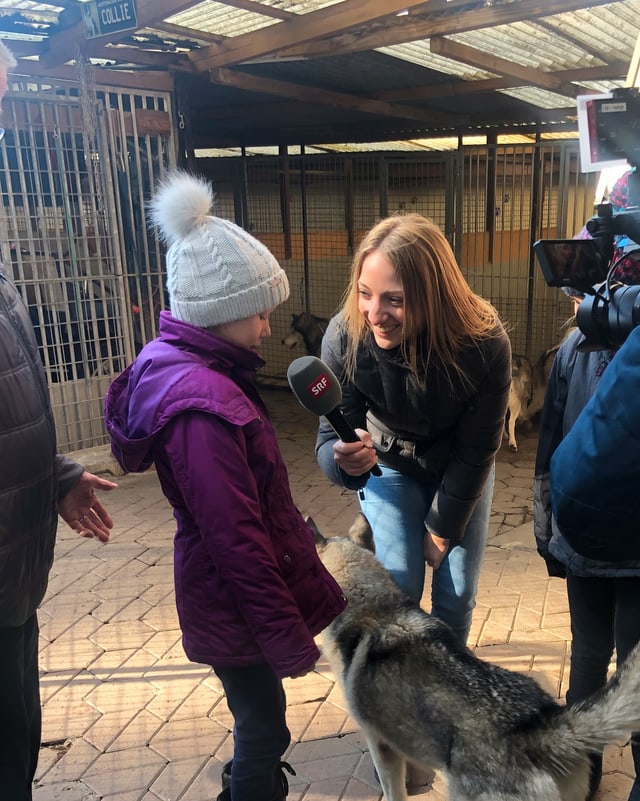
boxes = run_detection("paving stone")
[140,629,182,660]
[170,683,225,721]
[33,780,100,801]
[148,756,210,801]
[89,620,156,652]
[38,738,102,784]
[106,709,165,753]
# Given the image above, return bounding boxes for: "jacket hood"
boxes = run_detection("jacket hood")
[105,312,264,473]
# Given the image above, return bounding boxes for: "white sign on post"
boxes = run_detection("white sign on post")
[82,0,138,40]
[576,92,631,173]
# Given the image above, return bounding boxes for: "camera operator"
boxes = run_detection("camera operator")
[534,170,640,801]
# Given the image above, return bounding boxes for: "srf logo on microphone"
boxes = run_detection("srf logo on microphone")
[308,373,331,397]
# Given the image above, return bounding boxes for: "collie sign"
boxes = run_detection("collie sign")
[82,0,138,39]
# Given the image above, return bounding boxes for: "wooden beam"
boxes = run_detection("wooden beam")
[213,0,296,21]
[0,7,58,21]
[3,40,45,59]
[41,0,82,8]
[430,37,578,98]
[39,0,196,68]
[208,66,463,126]
[373,63,628,103]
[199,62,625,126]
[6,62,174,92]
[274,0,616,61]
[151,21,226,45]
[627,31,640,87]
[5,104,170,136]
[189,116,579,150]
[534,18,603,61]
[188,0,431,71]
[87,45,191,68]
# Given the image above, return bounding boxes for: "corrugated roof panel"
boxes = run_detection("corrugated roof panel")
[130,131,583,158]
[498,86,576,110]
[379,41,497,80]
[168,0,342,37]
[3,1,63,10]
[260,0,342,12]
[575,79,627,94]
[168,1,277,36]
[314,141,424,152]
[4,0,638,148]
[453,22,603,73]
[378,2,640,97]
[543,3,640,57]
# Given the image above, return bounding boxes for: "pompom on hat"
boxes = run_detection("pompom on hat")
[149,170,289,328]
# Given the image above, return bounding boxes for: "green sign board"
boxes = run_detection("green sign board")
[82,0,138,40]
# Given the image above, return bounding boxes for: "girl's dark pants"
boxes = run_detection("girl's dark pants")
[214,662,291,800]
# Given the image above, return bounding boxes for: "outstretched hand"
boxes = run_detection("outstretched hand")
[58,470,117,543]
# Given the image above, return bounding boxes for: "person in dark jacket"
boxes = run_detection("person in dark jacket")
[104,171,347,801]
[0,41,116,801]
[316,213,511,645]
[534,238,640,801]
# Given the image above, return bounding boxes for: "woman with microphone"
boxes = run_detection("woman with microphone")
[316,213,511,647]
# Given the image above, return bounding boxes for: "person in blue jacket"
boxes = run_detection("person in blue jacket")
[534,236,640,801]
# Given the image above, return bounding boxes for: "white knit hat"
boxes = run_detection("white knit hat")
[149,170,289,327]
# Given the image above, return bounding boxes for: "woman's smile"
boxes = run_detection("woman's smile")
[358,251,405,349]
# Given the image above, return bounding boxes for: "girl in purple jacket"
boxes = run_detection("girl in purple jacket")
[105,171,346,801]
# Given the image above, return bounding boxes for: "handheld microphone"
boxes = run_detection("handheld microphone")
[287,355,382,477]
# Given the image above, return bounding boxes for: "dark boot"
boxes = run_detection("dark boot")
[219,760,295,800]
[221,760,232,789]
[586,752,603,801]
[272,761,295,800]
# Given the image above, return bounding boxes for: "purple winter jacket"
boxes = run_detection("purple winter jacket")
[105,312,346,678]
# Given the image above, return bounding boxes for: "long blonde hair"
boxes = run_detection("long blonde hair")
[342,213,500,380]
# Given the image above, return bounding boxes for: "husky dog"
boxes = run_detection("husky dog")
[312,525,640,801]
[524,343,562,422]
[505,354,534,452]
[506,345,560,452]
[281,311,329,357]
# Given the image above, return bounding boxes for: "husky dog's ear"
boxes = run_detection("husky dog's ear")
[348,511,375,553]
[304,515,326,546]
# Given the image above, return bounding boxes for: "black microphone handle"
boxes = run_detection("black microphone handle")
[324,408,382,477]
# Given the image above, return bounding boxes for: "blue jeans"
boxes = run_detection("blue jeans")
[213,663,291,801]
[565,573,640,800]
[358,463,494,644]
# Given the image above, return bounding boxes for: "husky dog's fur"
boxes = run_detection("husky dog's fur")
[312,525,640,801]
[506,354,534,452]
[281,311,329,357]
[506,345,562,451]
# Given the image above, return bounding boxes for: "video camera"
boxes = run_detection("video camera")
[533,87,640,351]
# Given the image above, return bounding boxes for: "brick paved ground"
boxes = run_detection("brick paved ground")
[33,387,635,801]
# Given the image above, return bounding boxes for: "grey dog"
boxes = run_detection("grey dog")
[312,525,640,801]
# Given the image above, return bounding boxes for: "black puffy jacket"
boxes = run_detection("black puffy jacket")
[316,313,511,541]
[0,266,82,627]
